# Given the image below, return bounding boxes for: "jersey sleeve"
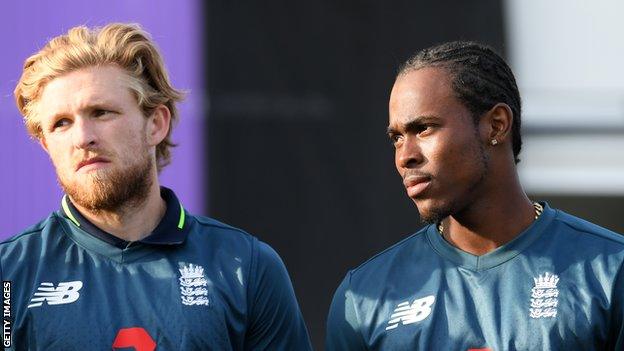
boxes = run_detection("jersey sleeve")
[608,261,624,349]
[244,239,312,350]
[326,272,367,350]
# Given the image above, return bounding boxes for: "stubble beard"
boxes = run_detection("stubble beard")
[58,150,154,214]
[418,140,490,225]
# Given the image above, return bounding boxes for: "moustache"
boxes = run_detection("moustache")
[74,152,113,171]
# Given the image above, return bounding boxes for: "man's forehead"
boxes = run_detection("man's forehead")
[391,68,453,100]
[390,67,454,102]
[37,66,133,115]
[389,68,456,121]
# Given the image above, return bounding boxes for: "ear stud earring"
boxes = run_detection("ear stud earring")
[490,139,498,146]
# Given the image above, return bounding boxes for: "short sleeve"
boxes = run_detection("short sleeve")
[244,239,312,350]
[608,261,624,349]
[326,273,367,350]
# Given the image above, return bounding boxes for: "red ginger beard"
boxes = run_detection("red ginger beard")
[58,145,154,214]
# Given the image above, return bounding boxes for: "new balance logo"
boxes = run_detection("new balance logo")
[27,281,83,308]
[386,295,435,330]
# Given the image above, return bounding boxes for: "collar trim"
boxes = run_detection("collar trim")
[425,202,555,271]
[58,187,190,247]
[178,202,185,229]
[62,195,80,227]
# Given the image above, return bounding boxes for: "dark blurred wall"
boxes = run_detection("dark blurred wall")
[205,1,505,348]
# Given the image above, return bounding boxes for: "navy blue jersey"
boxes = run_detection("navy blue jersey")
[326,203,624,350]
[1,188,311,350]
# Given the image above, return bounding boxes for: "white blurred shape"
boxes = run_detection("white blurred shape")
[504,0,624,194]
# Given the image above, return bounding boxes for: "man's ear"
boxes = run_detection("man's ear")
[483,103,513,144]
[146,105,171,147]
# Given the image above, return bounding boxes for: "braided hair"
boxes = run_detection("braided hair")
[398,41,522,164]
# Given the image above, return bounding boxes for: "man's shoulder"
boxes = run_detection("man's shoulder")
[551,208,624,248]
[347,226,431,280]
[189,213,251,236]
[185,213,261,247]
[0,213,59,248]
[0,213,65,268]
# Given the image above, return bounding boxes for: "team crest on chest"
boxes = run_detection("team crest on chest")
[178,263,209,306]
[529,272,559,319]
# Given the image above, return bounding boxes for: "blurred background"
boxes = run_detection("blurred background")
[2,1,623,348]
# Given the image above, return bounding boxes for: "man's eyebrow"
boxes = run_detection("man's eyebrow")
[81,101,117,110]
[42,102,118,123]
[387,115,440,134]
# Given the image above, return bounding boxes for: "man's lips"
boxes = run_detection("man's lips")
[76,157,110,172]
[403,174,432,198]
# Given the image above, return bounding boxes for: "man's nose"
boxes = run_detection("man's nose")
[71,117,97,149]
[397,137,423,169]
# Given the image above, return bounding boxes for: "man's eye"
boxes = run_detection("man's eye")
[416,124,435,135]
[52,118,71,130]
[93,109,110,117]
[389,134,402,145]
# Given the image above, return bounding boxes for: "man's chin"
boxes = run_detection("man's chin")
[418,211,443,225]
[62,179,116,212]
[58,160,153,213]
[414,200,451,224]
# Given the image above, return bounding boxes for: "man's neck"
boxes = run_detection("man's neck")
[70,180,167,242]
[440,169,536,256]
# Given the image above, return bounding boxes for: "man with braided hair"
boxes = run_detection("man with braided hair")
[1,23,312,350]
[326,41,624,350]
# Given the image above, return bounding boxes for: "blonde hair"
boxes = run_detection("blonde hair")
[14,23,184,171]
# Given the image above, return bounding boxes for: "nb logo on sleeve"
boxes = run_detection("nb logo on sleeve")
[386,295,435,330]
[27,281,83,308]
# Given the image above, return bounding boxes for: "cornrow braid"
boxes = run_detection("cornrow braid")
[398,41,523,164]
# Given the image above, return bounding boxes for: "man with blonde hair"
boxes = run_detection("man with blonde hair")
[1,23,312,350]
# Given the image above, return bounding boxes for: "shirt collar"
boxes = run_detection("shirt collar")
[60,186,189,247]
[425,201,556,271]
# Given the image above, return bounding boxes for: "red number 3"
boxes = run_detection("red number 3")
[112,327,156,351]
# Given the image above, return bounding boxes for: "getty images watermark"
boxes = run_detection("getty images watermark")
[3,281,10,348]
